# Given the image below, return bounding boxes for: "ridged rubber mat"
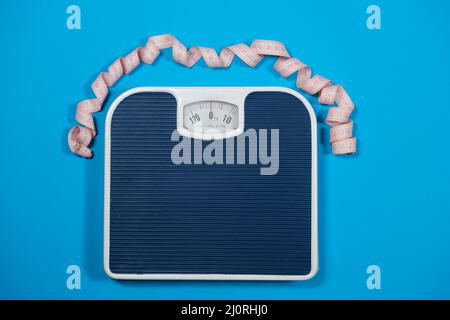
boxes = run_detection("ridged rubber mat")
[109,91,312,275]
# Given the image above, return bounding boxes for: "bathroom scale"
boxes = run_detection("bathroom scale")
[104,87,317,280]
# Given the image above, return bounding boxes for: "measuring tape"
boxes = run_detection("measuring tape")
[68,34,357,158]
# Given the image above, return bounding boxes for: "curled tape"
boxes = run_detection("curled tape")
[68,34,357,158]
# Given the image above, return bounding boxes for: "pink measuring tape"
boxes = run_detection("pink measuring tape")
[68,34,357,158]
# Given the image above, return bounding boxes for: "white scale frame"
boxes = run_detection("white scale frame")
[104,87,318,281]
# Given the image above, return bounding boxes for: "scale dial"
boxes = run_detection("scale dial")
[183,101,239,139]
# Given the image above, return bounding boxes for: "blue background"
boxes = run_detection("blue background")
[0,0,449,299]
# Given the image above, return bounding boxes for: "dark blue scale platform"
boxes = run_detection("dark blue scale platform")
[107,90,314,277]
